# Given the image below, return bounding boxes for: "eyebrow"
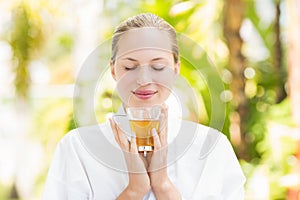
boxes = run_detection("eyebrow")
[151,57,167,62]
[121,57,139,62]
[121,57,167,62]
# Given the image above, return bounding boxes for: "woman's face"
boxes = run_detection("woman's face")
[110,28,180,107]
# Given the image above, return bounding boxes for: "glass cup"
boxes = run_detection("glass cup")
[113,105,162,152]
[126,106,161,152]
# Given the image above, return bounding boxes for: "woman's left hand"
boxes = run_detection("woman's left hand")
[146,106,182,199]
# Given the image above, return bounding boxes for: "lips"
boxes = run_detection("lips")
[132,90,158,100]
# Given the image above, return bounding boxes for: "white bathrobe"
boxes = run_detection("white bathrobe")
[42,115,246,200]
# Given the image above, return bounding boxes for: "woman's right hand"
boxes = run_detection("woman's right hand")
[109,118,151,199]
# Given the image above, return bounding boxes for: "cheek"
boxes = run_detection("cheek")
[115,72,136,101]
[153,69,176,90]
[157,83,173,102]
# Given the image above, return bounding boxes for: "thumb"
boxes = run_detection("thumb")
[130,135,138,154]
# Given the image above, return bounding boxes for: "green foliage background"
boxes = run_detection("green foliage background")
[0,0,296,200]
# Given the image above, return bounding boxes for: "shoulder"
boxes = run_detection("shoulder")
[175,118,220,134]
[58,123,108,147]
[178,119,231,159]
[178,118,225,142]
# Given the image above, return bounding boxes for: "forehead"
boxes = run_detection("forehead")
[117,48,173,63]
[116,27,173,59]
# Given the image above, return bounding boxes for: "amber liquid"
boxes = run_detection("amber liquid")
[129,120,159,150]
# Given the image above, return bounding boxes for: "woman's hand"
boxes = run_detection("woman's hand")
[147,106,168,187]
[147,106,182,199]
[109,118,151,199]
[110,105,181,199]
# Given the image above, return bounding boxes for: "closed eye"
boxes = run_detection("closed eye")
[124,66,137,71]
[151,64,166,71]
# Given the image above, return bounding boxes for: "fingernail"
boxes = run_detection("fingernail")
[151,128,157,136]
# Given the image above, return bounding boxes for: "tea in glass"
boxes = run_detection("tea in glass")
[126,106,161,152]
[129,119,159,151]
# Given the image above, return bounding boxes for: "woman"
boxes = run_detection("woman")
[43,13,246,199]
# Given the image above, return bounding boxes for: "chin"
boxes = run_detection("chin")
[128,99,166,108]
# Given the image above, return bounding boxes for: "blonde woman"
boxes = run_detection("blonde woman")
[43,13,246,199]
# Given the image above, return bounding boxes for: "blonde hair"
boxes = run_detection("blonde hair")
[111,13,179,64]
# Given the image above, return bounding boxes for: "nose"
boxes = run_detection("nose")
[136,66,152,86]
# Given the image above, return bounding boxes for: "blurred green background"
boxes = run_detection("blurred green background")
[0,0,300,199]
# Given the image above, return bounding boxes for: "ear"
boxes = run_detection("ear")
[110,60,116,81]
[174,61,180,76]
